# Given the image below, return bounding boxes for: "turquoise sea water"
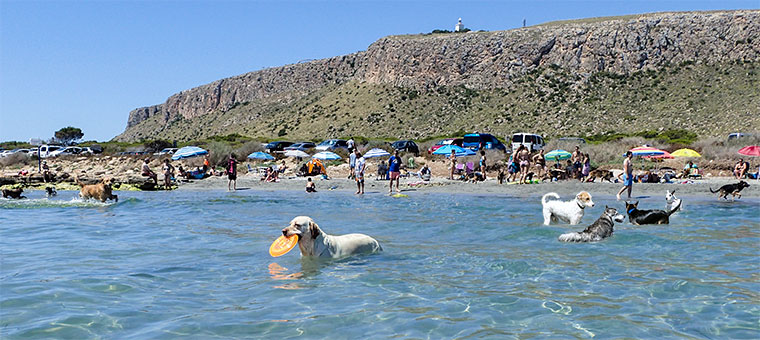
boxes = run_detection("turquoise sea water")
[1,189,759,339]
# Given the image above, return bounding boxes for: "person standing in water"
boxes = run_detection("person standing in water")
[354,151,366,194]
[617,151,633,200]
[388,150,402,194]
[226,154,237,191]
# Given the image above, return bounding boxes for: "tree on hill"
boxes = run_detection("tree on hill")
[54,126,84,145]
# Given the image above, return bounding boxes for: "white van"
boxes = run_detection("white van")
[511,133,545,152]
[32,145,63,158]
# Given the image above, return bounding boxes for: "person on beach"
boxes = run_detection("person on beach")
[572,145,582,180]
[226,154,237,191]
[162,159,175,189]
[580,153,591,182]
[377,160,388,180]
[419,163,431,181]
[389,150,402,193]
[734,159,748,179]
[354,152,366,194]
[507,154,519,182]
[41,160,51,183]
[479,150,487,180]
[141,158,158,185]
[532,149,546,180]
[347,138,355,153]
[349,149,357,180]
[617,151,634,200]
[449,150,457,180]
[203,155,211,175]
[517,145,531,184]
[306,177,317,193]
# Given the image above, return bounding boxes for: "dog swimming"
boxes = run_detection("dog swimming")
[558,206,625,242]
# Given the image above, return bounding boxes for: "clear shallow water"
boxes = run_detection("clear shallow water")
[1,189,758,339]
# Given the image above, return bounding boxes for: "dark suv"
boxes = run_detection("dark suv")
[391,140,419,156]
[462,133,507,152]
[265,141,294,153]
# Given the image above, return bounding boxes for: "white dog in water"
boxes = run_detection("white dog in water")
[665,189,682,213]
[281,216,382,258]
[541,191,595,225]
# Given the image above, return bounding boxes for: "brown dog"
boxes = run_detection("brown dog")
[2,188,26,199]
[588,169,614,183]
[75,175,118,202]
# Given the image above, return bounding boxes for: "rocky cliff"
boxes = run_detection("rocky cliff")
[116,10,760,142]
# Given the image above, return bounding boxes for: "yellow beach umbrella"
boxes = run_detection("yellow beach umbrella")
[671,148,701,158]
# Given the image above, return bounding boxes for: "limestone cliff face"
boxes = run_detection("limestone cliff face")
[117,10,759,141]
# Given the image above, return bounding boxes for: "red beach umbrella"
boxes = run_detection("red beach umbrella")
[643,151,674,159]
[738,146,760,157]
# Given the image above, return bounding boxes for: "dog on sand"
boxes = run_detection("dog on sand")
[541,191,595,225]
[624,200,681,225]
[75,175,118,202]
[281,216,382,258]
[709,181,750,201]
[588,169,614,183]
[558,206,625,242]
[2,188,26,199]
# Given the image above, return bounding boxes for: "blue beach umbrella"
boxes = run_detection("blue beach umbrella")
[312,151,342,160]
[433,144,476,157]
[171,146,208,160]
[363,148,391,159]
[544,149,572,161]
[248,151,275,160]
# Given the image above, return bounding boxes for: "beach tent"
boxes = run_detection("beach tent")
[171,146,208,160]
[312,151,341,160]
[738,145,760,157]
[284,150,310,158]
[432,145,476,157]
[363,148,390,159]
[671,148,701,158]
[306,158,327,174]
[626,146,666,157]
[544,149,572,161]
[248,151,275,160]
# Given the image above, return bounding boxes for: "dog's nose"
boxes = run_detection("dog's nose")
[282,228,288,237]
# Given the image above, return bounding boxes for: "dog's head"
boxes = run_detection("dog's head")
[604,206,625,223]
[738,181,750,190]
[666,189,677,203]
[101,177,114,186]
[624,201,639,214]
[575,191,594,208]
[282,216,321,240]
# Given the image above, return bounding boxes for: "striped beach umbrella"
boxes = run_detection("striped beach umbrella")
[363,148,391,159]
[671,148,701,158]
[432,144,476,157]
[312,151,342,160]
[626,146,666,157]
[171,146,208,160]
[247,151,275,160]
[544,149,572,161]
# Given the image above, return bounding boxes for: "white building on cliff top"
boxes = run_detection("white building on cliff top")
[455,18,465,32]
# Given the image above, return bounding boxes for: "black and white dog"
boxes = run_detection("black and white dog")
[665,189,681,213]
[625,199,681,225]
[558,207,625,242]
[45,186,57,197]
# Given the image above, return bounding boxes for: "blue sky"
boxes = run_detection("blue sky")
[1,0,757,142]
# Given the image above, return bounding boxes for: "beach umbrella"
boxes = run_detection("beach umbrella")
[544,149,572,161]
[626,146,666,157]
[284,150,310,158]
[171,146,208,160]
[738,145,760,157]
[671,148,701,158]
[363,148,391,159]
[247,151,275,160]
[643,151,674,159]
[432,144,476,157]
[312,151,342,160]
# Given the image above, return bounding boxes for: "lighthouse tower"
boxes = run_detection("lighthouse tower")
[455,18,465,32]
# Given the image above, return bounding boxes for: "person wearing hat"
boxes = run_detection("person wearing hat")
[141,158,158,185]
[42,160,52,183]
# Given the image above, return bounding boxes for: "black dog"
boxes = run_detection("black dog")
[558,206,625,242]
[710,181,750,201]
[2,188,26,199]
[45,186,58,197]
[625,200,681,225]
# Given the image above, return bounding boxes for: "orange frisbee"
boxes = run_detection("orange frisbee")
[269,234,298,257]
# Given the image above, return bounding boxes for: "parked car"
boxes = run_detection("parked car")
[462,133,507,152]
[391,140,420,156]
[727,132,751,141]
[154,148,178,156]
[0,148,30,157]
[33,145,64,158]
[48,146,83,157]
[315,139,349,152]
[428,138,463,154]
[558,137,586,144]
[284,142,316,152]
[117,151,148,156]
[511,133,545,152]
[265,141,294,153]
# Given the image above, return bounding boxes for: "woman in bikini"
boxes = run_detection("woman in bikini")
[517,145,531,184]
[449,149,457,180]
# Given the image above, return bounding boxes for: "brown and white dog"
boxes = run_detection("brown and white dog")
[281,216,382,259]
[2,188,26,199]
[541,191,595,225]
[588,169,614,183]
[75,175,118,202]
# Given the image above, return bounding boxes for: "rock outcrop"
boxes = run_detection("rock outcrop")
[117,10,760,141]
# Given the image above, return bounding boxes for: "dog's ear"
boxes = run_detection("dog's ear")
[605,205,609,209]
[309,221,320,239]
[633,201,639,207]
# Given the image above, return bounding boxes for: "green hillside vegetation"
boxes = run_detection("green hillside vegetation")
[123,60,759,143]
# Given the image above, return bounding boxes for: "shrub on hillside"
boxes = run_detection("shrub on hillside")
[206,141,233,167]
[235,141,265,160]
[0,153,31,168]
